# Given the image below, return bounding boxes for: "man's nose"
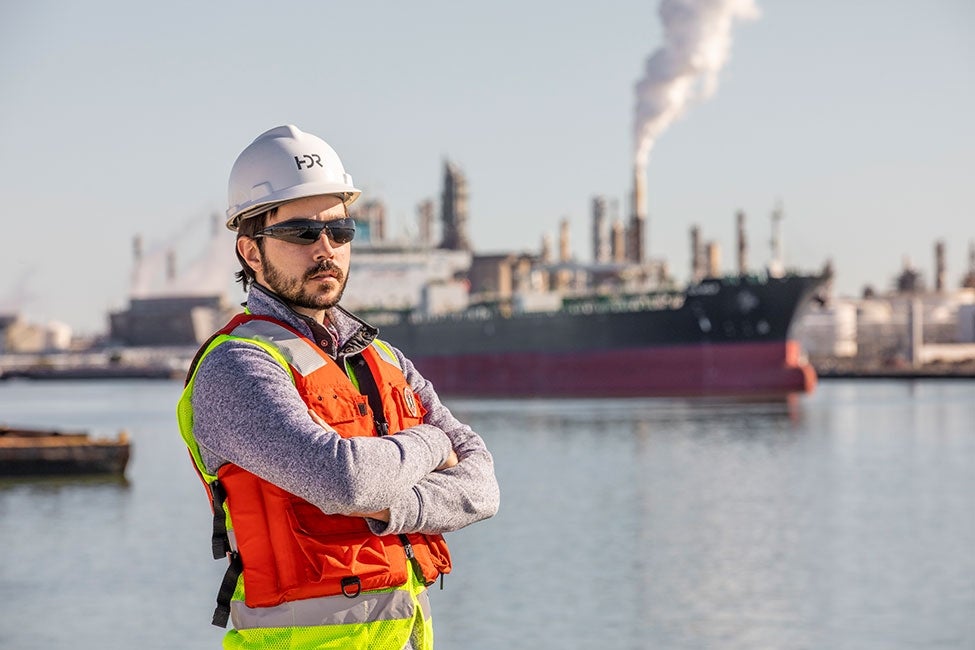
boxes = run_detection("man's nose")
[310,231,337,258]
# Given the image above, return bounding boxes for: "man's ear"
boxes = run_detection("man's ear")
[237,237,263,276]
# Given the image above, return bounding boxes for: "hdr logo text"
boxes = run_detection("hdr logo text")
[294,154,323,170]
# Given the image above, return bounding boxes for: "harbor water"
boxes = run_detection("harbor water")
[1,379,973,649]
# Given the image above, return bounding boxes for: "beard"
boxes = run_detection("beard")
[262,258,349,311]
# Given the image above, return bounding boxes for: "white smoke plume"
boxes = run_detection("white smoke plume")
[162,224,237,296]
[634,0,759,169]
[130,213,236,298]
[0,268,37,315]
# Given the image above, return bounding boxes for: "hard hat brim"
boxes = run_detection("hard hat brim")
[226,182,361,230]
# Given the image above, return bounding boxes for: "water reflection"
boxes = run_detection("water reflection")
[452,394,803,431]
[0,473,130,492]
[1,381,971,649]
[439,396,814,648]
[436,386,975,649]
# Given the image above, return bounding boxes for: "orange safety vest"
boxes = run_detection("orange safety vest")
[185,313,451,616]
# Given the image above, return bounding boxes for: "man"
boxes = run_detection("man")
[178,124,500,649]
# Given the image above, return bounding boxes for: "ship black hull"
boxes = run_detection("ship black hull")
[375,273,826,397]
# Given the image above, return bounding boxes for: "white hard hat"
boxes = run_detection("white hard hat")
[225,124,361,230]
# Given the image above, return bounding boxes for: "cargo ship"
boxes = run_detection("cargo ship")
[365,270,827,398]
[339,163,828,398]
[338,159,828,397]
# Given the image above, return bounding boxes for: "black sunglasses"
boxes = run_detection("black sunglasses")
[253,217,356,245]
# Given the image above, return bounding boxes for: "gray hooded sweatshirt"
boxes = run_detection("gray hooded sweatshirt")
[190,283,499,537]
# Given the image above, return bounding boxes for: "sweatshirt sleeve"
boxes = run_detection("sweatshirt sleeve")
[191,339,454,515]
[366,348,500,536]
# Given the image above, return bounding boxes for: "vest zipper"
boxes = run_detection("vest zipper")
[399,534,432,585]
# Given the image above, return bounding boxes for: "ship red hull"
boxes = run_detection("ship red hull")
[411,340,816,398]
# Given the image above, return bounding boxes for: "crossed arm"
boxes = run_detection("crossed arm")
[193,339,498,536]
[308,408,459,522]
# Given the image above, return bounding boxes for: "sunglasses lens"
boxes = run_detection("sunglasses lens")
[270,226,321,244]
[258,218,355,245]
[294,226,325,243]
[327,226,355,244]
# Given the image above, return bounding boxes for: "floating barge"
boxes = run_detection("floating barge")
[0,425,131,477]
[0,365,179,381]
[0,359,182,381]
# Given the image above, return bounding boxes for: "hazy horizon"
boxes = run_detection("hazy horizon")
[1,0,972,334]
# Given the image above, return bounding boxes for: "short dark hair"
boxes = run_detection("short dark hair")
[234,208,276,291]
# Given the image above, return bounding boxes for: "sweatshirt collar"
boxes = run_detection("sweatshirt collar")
[246,283,377,357]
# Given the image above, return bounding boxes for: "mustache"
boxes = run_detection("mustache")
[305,260,344,282]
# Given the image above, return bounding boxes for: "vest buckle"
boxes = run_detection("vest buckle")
[340,575,362,598]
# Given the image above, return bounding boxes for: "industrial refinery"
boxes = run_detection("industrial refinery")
[1,156,973,386]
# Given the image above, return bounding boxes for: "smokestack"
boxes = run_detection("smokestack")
[611,220,626,263]
[592,196,609,263]
[706,241,721,277]
[559,218,571,263]
[129,235,145,299]
[365,200,387,242]
[908,298,923,368]
[628,164,647,263]
[964,241,975,289]
[417,199,435,247]
[440,160,472,251]
[540,233,552,264]
[690,225,703,282]
[769,201,784,277]
[935,239,946,292]
[736,210,747,275]
[632,164,647,221]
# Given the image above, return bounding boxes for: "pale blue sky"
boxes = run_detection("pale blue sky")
[1,0,972,334]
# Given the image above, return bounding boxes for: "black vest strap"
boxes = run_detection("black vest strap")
[210,480,231,559]
[211,551,243,627]
[209,478,241,627]
[348,353,390,436]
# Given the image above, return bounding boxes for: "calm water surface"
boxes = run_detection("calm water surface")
[1,379,973,649]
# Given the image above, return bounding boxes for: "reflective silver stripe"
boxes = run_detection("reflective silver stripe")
[229,320,327,376]
[416,589,431,620]
[372,340,402,370]
[230,589,416,629]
